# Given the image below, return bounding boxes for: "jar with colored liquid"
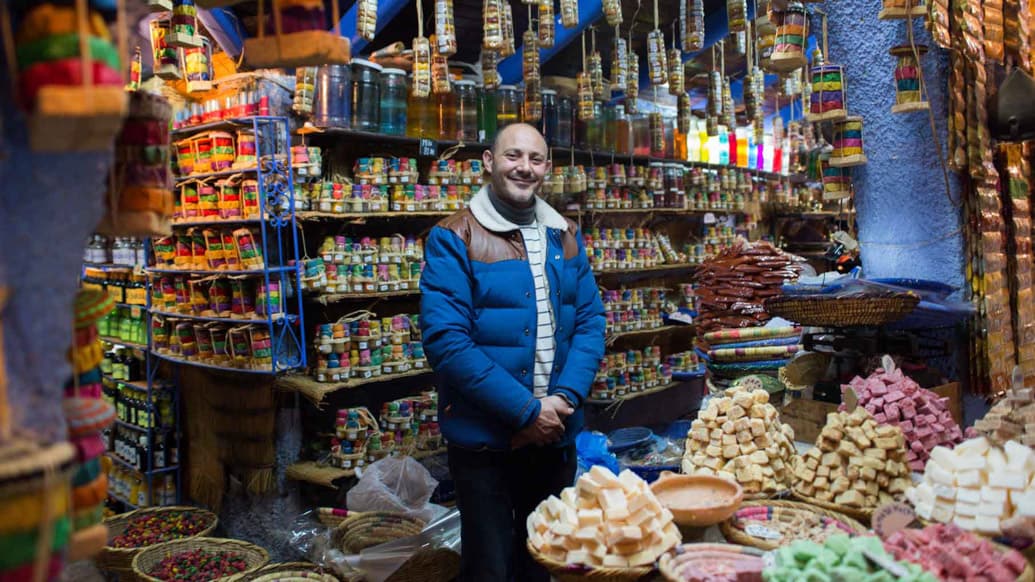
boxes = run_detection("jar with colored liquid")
[614,105,632,155]
[436,90,457,140]
[632,114,651,156]
[379,68,408,135]
[314,64,350,128]
[478,88,498,143]
[351,59,383,132]
[406,90,437,138]
[540,89,560,145]
[454,80,479,142]
[556,97,573,148]
[496,85,522,128]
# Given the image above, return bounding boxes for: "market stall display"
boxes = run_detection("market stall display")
[720,500,868,551]
[96,506,218,577]
[792,408,912,519]
[131,537,269,582]
[682,387,798,497]
[527,466,681,570]
[971,367,1035,445]
[841,356,963,470]
[905,437,1035,534]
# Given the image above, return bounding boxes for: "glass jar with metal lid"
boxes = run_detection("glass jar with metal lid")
[454,80,478,142]
[350,59,383,132]
[496,84,522,128]
[540,89,560,145]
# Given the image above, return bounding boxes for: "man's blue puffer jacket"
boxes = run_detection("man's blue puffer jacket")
[419,187,606,451]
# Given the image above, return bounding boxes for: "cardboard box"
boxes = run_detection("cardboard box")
[781,398,839,444]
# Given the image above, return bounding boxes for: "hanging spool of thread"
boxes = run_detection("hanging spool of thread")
[685,0,705,51]
[878,0,926,19]
[727,0,748,33]
[482,51,500,89]
[560,0,579,28]
[501,1,516,57]
[483,0,503,50]
[412,0,431,97]
[890,43,929,113]
[808,55,846,121]
[538,0,554,47]
[829,116,868,167]
[668,48,684,95]
[820,151,853,200]
[603,0,623,26]
[612,36,628,90]
[769,2,809,72]
[625,45,639,114]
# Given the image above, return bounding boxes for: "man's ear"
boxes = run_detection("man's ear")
[480,147,492,171]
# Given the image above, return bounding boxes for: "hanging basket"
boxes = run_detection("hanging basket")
[132,537,269,582]
[244,0,351,68]
[95,505,218,576]
[764,294,919,328]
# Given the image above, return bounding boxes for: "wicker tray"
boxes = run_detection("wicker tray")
[526,539,654,582]
[333,511,425,554]
[132,537,269,582]
[765,294,920,327]
[316,507,359,529]
[657,543,765,582]
[719,500,868,551]
[241,561,340,581]
[790,490,874,526]
[95,505,218,575]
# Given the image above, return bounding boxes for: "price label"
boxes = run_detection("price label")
[419,138,437,157]
[745,524,782,540]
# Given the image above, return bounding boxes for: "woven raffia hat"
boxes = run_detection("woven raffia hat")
[74,289,115,330]
[0,438,77,498]
[63,397,115,438]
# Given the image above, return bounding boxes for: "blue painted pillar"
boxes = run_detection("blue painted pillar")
[337,0,412,54]
[824,10,962,287]
[499,0,604,84]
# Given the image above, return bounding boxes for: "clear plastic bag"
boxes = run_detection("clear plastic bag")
[344,509,462,582]
[346,456,444,524]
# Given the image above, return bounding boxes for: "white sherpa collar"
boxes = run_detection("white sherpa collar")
[468,185,568,233]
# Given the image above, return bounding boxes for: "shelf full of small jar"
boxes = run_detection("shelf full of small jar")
[107,464,180,508]
[587,349,706,403]
[310,312,426,385]
[150,271,290,325]
[150,317,280,374]
[300,233,424,300]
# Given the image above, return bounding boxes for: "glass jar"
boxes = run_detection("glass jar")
[556,97,573,148]
[406,89,437,138]
[633,114,650,156]
[614,105,632,155]
[540,89,559,145]
[350,59,383,132]
[314,64,350,128]
[496,85,522,128]
[478,87,498,143]
[454,80,479,142]
[436,90,457,140]
[587,101,604,151]
[379,68,408,135]
[601,103,617,153]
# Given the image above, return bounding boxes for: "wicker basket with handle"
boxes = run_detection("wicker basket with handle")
[131,537,268,581]
[95,505,218,576]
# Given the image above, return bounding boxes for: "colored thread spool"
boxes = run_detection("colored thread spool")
[890,44,929,113]
[829,115,868,167]
[770,2,809,72]
[808,60,847,122]
[878,0,927,19]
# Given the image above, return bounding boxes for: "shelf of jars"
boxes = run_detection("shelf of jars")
[585,350,707,405]
[287,390,444,485]
[298,231,425,305]
[101,337,148,351]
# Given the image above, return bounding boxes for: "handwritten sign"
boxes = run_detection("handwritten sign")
[872,502,919,540]
[745,524,782,540]
[419,138,437,157]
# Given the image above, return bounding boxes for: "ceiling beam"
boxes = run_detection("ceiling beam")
[498,0,604,84]
[199,7,244,57]
[336,0,412,55]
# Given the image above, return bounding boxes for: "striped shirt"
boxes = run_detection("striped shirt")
[519,222,555,398]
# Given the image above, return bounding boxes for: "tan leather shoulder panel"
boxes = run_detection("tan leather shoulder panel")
[561,217,580,260]
[438,209,526,263]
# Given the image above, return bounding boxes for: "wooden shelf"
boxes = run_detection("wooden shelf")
[287,447,448,487]
[593,263,699,276]
[277,367,433,405]
[607,325,688,342]
[309,289,420,305]
[100,336,148,350]
[297,211,453,221]
[565,207,746,216]
[586,380,685,405]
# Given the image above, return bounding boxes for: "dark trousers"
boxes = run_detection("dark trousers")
[447,443,577,582]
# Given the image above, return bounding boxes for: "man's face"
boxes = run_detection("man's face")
[483,124,552,208]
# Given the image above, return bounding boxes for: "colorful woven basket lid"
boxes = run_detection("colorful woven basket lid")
[0,438,77,498]
[74,289,115,329]
[63,397,115,437]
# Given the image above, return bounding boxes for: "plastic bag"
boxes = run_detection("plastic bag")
[343,508,462,582]
[346,456,445,524]
[575,430,620,479]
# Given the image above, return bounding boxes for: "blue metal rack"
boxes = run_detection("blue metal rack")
[153,116,307,374]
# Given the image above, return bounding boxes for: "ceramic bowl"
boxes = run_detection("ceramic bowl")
[650,471,744,527]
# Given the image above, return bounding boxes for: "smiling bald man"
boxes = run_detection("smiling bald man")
[420,124,606,581]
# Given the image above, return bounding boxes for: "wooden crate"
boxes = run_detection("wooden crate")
[780,398,839,444]
[930,382,962,426]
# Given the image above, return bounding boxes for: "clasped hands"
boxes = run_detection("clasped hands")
[511,395,574,449]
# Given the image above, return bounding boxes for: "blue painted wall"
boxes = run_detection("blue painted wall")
[823,9,963,288]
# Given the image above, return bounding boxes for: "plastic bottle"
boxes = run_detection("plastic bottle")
[717,126,730,166]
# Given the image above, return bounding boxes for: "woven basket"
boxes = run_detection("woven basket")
[779,352,831,394]
[719,500,868,551]
[316,507,359,528]
[657,543,765,582]
[333,512,425,554]
[526,539,654,582]
[790,490,874,526]
[384,547,461,582]
[241,561,340,581]
[95,505,218,575]
[764,294,920,327]
[132,537,269,582]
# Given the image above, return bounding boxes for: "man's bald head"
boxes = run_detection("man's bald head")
[491,123,548,156]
